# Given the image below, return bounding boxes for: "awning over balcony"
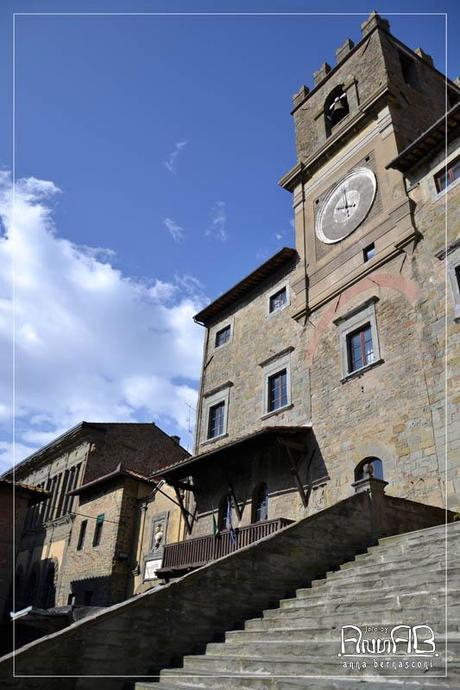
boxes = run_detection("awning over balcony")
[152,425,313,482]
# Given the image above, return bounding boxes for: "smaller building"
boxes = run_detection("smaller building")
[2,421,189,622]
[0,479,47,653]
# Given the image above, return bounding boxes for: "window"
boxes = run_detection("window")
[202,385,231,444]
[252,483,268,523]
[434,157,460,193]
[77,520,87,551]
[269,287,287,314]
[215,325,231,347]
[363,243,376,262]
[334,297,382,380]
[324,85,349,136]
[208,401,225,439]
[399,51,418,88]
[355,457,384,482]
[93,514,104,547]
[268,369,288,412]
[347,324,374,373]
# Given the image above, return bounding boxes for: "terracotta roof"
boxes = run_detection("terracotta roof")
[153,425,313,481]
[193,248,297,325]
[0,479,50,503]
[386,103,460,173]
[68,465,156,496]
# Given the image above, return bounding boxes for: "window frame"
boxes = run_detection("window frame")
[447,246,460,321]
[214,323,232,349]
[363,242,376,263]
[334,297,383,381]
[434,155,460,195]
[201,386,231,444]
[267,282,290,317]
[207,401,226,439]
[346,323,374,373]
[77,519,88,551]
[261,351,292,418]
[92,513,105,547]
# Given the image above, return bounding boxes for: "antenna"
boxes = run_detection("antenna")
[185,402,196,452]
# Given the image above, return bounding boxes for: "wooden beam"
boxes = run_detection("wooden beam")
[227,481,243,521]
[173,485,193,535]
[285,445,309,509]
[173,480,199,494]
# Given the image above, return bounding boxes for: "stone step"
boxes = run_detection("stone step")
[264,592,459,619]
[308,567,460,592]
[140,672,460,690]
[245,608,459,631]
[205,636,460,658]
[174,652,454,677]
[226,622,460,643]
[330,553,453,578]
[278,587,460,613]
[353,531,459,560]
[293,581,454,605]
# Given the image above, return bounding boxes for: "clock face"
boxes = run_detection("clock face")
[315,168,377,244]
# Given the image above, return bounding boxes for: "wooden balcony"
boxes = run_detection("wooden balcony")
[156,517,294,577]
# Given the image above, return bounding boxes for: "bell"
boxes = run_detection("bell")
[331,98,347,115]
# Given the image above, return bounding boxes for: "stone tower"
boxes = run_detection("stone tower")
[280,11,459,321]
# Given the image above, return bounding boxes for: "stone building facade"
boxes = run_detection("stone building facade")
[2,422,188,612]
[153,12,460,578]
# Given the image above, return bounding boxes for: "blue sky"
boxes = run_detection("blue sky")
[0,0,458,467]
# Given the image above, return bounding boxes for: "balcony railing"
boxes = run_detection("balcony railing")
[156,517,294,576]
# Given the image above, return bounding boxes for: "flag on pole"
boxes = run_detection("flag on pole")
[226,495,237,545]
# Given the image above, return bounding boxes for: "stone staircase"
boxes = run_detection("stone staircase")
[138,521,460,690]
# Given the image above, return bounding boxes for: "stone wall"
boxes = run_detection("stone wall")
[196,259,311,454]
[0,485,450,689]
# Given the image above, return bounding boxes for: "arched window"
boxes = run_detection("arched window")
[324,85,349,136]
[252,483,268,523]
[217,494,230,532]
[355,457,384,482]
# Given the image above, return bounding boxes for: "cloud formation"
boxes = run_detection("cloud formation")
[0,172,205,471]
[206,201,227,241]
[164,140,188,174]
[163,217,185,243]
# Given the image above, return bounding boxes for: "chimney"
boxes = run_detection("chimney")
[313,62,331,86]
[415,47,434,67]
[336,38,355,64]
[361,11,390,38]
[170,435,180,445]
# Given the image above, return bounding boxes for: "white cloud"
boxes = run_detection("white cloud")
[0,441,37,475]
[163,217,185,243]
[206,201,227,241]
[164,140,188,174]
[0,172,206,468]
[275,233,283,240]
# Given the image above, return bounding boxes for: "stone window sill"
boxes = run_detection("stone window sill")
[260,403,294,421]
[341,358,384,383]
[201,433,228,447]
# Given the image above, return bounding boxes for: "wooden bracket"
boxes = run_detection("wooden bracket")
[226,478,243,521]
[172,484,194,535]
